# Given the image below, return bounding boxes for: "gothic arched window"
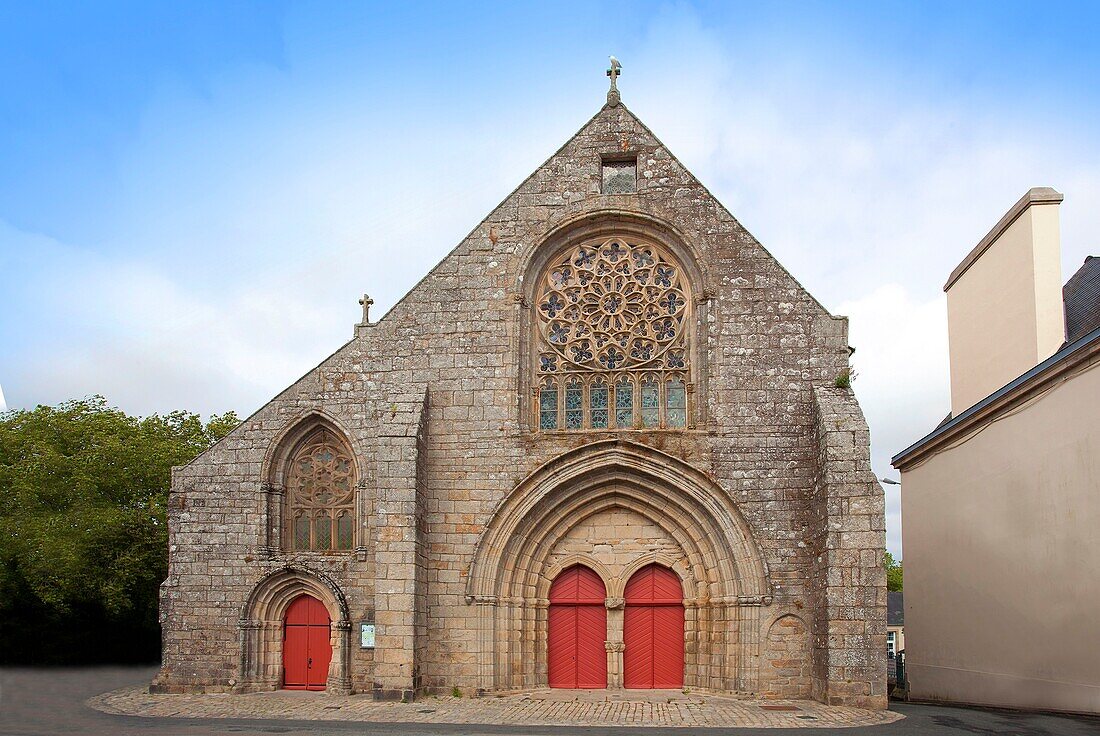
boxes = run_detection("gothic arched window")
[534,236,692,431]
[285,428,356,551]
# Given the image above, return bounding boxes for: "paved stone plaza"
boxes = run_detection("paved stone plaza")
[93,685,902,729]
[6,668,1100,736]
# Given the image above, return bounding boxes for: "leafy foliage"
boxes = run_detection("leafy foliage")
[885,552,903,592]
[0,396,238,664]
[834,366,858,389]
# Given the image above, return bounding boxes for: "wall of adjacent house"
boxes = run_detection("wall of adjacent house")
[900,359,1100,713]
[945,190,1064,416]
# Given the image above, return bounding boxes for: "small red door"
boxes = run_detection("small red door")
[283,594,332,691]
[624,564,684,689]
[548,565,607,688]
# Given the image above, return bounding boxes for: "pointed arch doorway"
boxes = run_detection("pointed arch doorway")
[548,565,608,688]
[624,564,684,689]
[283,594,332,690]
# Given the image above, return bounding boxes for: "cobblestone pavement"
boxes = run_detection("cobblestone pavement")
[5,667,1099,736]
[89,685,903,729]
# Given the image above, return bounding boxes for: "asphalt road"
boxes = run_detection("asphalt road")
[1,666,1097,736]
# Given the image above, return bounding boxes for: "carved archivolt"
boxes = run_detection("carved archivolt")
[237,566,352,694]
[464,440,772,693]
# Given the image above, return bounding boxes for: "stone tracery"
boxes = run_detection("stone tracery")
[285,428,356,551]
[534,236,691,430]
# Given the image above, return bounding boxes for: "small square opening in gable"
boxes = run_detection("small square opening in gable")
[602,157,637,194]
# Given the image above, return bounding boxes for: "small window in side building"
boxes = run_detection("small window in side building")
[602,158,637,194]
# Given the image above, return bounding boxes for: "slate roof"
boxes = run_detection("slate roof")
[887,591,904,627]
[1064,256,1100,345]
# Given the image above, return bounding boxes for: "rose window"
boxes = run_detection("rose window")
[534,236,691,431]
[537,238,688,374]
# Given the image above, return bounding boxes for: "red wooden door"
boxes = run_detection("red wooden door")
[548,565,607,688]
[624,564,684,689]
[283,594,332,690]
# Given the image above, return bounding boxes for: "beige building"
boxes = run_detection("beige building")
[893,188,1100,714]
[153,76,888,708]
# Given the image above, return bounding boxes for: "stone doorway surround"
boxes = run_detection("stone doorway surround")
[236,566,353,694]
[465,439,774,695]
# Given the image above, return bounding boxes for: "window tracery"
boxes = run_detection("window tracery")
[285,428,356,551]
[534,236,692,431]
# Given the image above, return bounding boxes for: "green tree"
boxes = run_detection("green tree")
[0,396,237,664]
[885,552,903,592]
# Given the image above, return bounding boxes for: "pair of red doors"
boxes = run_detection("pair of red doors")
[283,594,332,690]
[548,564,684,689]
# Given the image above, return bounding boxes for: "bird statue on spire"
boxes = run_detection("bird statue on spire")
[607,55,622,107]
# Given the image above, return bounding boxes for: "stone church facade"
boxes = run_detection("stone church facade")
[153,85,887,709]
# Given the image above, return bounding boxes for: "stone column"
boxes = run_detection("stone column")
[327,620,353,694]
[683,600,698,688]
[470,595,497,694]
[236,619,263,691]
[261,483,283,557]
[605,641,625,689]
[532,599,548,689]
[605,596,625,689]
[736,601,764,693]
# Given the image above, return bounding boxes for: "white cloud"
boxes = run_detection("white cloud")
[838,285,951,556]
[2,5,1098,558]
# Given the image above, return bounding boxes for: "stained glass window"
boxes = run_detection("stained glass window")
[666,379,687,428]
[336,512,354,550]
[540,384,558,430]
[590,381,609,429]
[641,378,660,428]
[285,429,356,551]
[615,380,634,429]
[534,235,692,431]
[565,380,584,430]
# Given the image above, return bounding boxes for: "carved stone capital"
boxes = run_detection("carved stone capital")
[464,594,499,606]
[604,597,625,610]
[261,482,284,496]
[604,640,625,652]
[735,594,774,606]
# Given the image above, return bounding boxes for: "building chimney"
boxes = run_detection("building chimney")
[944,187,1064,416]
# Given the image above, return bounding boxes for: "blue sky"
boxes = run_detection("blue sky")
[3,1,1100,555]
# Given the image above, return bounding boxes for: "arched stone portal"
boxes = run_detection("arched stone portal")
[466,440,772,694]
[237,566,352,694]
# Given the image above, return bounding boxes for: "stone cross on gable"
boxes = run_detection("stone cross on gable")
[359,294,374,324]
[606,55,622,107]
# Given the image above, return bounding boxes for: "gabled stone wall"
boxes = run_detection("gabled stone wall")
[154,99,886,708]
